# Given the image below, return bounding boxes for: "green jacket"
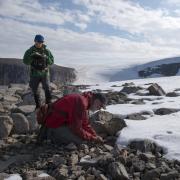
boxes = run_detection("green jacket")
[23,45,54,77]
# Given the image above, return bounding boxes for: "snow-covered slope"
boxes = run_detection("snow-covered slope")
[85,76,180,160]
[74,56,180,84]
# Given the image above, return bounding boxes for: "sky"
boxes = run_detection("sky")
[1,0,180,67]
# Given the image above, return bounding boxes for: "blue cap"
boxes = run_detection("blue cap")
[34,34,44,42]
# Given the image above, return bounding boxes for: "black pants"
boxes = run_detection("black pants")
[29,75,52,108]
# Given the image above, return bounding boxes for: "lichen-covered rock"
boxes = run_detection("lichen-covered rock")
[90,111,126,137]
[11,113,29,134]
[0,116,13,139]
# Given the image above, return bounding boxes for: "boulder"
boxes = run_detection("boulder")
[3,95,20,104]
[120,86,142,94]
[147,83,166,96]
[154,108,180,115]
[12,105,35,115]
[52,165,69,180]
[142,168,162,180]
[0,103,5,114]
[126,113,147,120]
[0,116,13,139]
[108,162,129,180]
[166,92,180,97]
[90,111,126,137]
[19,91,35,105]
[26,112,39,132]
[11,113,29,134]
[128,139,164,154]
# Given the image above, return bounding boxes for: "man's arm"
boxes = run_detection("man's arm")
[69,96,98,141]
[46,49,54,65]
[23,49,33,65]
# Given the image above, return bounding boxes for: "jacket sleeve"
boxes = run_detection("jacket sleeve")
[69,97,97,141]
[46,49,54,65]
[82,115,97,137]
[23,49,34,65]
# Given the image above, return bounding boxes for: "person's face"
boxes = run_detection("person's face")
[34,41,43,48]
[90,99,104,112]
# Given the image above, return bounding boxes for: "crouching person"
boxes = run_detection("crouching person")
[37,91,107,145]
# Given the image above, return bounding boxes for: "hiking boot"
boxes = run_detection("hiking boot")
[36,125,48,144]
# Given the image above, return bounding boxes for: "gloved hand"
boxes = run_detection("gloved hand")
[94,135,104,144]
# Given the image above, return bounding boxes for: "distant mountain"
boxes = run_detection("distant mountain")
[0,58,76,85]
[110,57,180,82]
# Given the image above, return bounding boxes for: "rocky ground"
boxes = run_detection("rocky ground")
[0,83,180,179]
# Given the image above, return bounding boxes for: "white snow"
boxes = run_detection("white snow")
[38,173,50,177]
[4,174,22,180]
[87,75,180,160]
[74,57,180,84]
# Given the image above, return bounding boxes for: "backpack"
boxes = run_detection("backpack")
[36,103,68,125]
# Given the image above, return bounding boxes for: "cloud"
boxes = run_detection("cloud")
[1,0,180,68]
[73,0,180,50]
[0,17,179,67]
[0,0,90,30]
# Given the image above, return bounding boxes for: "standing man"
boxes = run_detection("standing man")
[23,34,54,109]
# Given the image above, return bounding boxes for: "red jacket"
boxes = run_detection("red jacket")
[45,92,97,141]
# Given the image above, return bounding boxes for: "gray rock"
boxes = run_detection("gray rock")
[3,95,19,103]
[65,143,77,151]
[52,165,69,180]
[122,82,135,86]
[120,86,142,94]
[26,112,39,132]
[12,105,35,115]
[148,83,166,96]
[126,113,147,120]
[0,116,13,139]
[79,155,98,167]
[166,92,180,97]
[0,103,5,114]
[11,113,29,134]
[68,153,79,165]
[90,111,126,137]
[142,168,161,180]
[132,158,146,172]
[138,153,155,162]
[52,154,66,166]
[108,162,129,180]
[9,83,28,90]
[19,91,35,105]
[131,99,145,105]
[154,108,180,115]
[78,176,86,180]
[160,171,179,180]
[128,139,164,154]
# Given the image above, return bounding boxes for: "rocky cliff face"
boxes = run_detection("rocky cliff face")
[0,58,76,85]
[138,57,180,78]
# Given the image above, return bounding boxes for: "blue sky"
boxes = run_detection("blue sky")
[1,0,180,67]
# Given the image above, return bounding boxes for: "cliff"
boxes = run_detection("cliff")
[0,58,76,85]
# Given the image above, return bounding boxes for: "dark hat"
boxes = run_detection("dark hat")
[34,34,44,42]
[93,92,107,109]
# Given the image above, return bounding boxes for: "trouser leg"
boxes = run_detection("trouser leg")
[48,126,84,145]
[29,76,41,108]
[41,75,52,104]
